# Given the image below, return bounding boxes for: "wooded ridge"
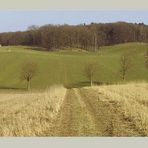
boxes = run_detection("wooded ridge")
[0,22,148,51]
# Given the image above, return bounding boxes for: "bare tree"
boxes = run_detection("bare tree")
[119,53,131,81]
[27,25,39,31]
[93,32,98,52]
[84,62,97,86]
[21,61,38,90]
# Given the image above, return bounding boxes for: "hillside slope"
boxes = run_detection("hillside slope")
[0,43,147,89]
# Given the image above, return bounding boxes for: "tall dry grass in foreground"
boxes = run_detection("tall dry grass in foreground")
[0,85,66,136]
[0,82,147,136]
[92,82,148,135]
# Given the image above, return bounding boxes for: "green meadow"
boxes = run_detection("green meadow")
[0,42,147,89]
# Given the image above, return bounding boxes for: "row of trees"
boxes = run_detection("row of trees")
[21,50,148,90]
[1,22,148,51]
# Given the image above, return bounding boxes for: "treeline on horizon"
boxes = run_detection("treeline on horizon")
[0,21,148,51]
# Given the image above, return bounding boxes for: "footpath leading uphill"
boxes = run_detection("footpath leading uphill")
[51,88,143,136]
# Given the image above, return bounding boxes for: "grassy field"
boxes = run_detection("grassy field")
[0,42,147,89]
[0,43,148,136]
[0,82,147,136]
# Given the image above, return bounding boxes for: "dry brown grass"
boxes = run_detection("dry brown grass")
[0,85,66,136]
[0,82,147,136]
[91,82,148,135]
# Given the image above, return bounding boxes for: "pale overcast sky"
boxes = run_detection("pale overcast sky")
[0,11,148,33]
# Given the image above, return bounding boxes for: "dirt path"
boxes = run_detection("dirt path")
[51,89,100,136]
[51,88,144,136]
[51,89,75,136]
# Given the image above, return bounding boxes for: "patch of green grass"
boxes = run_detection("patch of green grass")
[0,43,148,89]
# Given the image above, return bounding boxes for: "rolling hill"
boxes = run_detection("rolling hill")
[0,42,147,89]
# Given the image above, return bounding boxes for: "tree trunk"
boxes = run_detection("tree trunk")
[90,76,93,86]
[94,33,97,52]
[122,74,125,81]
[27,80,30,90]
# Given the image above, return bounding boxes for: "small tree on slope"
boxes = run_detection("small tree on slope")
[84,62,97,86]
[119,53,132,81]
[21,61,37,90]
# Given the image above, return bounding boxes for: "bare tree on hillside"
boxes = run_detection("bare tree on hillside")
[84,62,97,86]
[21,61,38,90]
[119,53,132,81]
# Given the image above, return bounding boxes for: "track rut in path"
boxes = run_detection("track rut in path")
[52,89,102,136]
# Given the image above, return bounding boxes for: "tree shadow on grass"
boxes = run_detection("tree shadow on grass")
[65,81,112,89]
[0,86,26,91]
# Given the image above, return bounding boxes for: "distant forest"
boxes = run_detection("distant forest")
[0,22,148,51]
